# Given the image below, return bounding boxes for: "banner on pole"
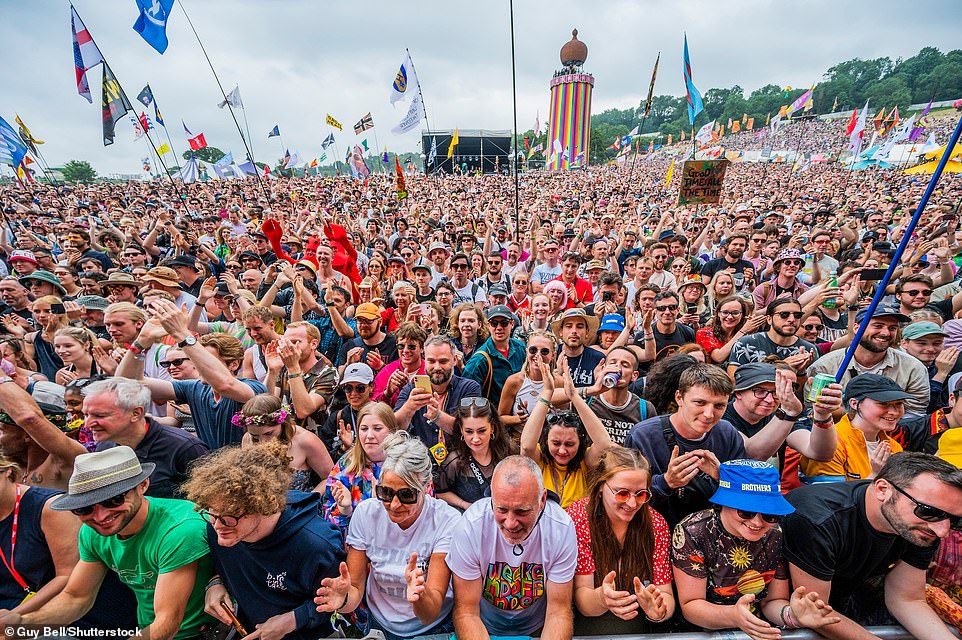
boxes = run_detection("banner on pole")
[678,159,729,205]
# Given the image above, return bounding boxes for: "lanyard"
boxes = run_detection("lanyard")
[548,463,571,499]
[0,485,29,593]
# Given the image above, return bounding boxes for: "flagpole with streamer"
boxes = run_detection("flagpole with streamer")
[69,5,183,196]
[508,0,520,239]
[626,52,660,194]
[148,89,182,177]
[405,48,433,177]
[833,115,962,381]
[175,0,270,201]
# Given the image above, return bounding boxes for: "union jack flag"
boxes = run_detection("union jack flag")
[353,113,374,135]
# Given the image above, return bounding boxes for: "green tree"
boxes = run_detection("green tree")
[182,146,225,164]
[61,160,97,183]
[916,60,962,102]
[866,76,912,112]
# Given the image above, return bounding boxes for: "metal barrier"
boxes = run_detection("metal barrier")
[406,625,960,639]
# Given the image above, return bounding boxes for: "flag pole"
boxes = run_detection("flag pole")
[149,89,181,177]
[833,114,962,381]
[508,0,520,241]
[175,0,270,201]
[405,48,433,178]
[370,127,384,174]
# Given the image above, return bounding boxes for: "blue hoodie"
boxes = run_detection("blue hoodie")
[209,491,345,639]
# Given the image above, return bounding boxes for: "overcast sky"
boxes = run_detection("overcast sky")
[3,0,960,176]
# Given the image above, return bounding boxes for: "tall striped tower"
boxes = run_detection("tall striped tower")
[547,29,594,171]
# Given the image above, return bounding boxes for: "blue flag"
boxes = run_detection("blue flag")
[132,0,175,54]
[268,125,280,138]
[0,116,28,170]
[321,133,334,149]
[683,33,704,125]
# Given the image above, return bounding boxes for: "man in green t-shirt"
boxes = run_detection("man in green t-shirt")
[0,446,215,640]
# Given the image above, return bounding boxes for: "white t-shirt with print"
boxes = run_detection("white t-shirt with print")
[445,497,577,637]
[346,495,460,637]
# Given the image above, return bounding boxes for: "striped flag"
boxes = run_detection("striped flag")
[71,6,104,103]
[353,113,374,135]
[644,52,660,119]
[683,34,703,125]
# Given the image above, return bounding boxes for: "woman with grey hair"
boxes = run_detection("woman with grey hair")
[315,431,460,640]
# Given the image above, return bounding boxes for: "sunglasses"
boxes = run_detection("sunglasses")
[736,509,780,524]
[375,485,420,505]
[774,311,804,320]
[398,343,421,352]
[489,319,511,328]
[160,358,189,369]
[890,483,962,530]
[606,484,650,504]
[655,304,678,312]
[783,260,804,267]
[65,377,92,389]
[528,346,551,357]
[70,489,130,516]
[451,263,468,270]
[514,280,529,285]
[546,411,579,427]
[902,289,932,297]
[342,383,368,394]
[460,397,489,409]
[802,324,823,331]
[199,509,240,527]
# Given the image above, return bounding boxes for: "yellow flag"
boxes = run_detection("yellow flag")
[664,158,674,186]
[15,115,43,145]
[447,129,459,159]
[156,143,171,156]
[326,114,343,131]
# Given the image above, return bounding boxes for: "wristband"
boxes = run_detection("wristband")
[813,417,834,429]
[287,372,303,379]
[537,397,552,408]
[336,590,350,612]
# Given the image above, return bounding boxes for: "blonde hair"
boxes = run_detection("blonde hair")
[343,402,399,476]
[447,303,490,342]
[55,326,98,353]
[105,302,146,325]
[522,330,558,378]
[0,454,21,482]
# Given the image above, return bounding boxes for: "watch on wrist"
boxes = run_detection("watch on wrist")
[177,335,198,349]
[774,407,801,422]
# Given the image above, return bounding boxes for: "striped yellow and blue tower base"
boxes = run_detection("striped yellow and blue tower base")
[547,73,594,171]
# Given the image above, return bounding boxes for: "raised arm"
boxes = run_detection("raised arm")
[520,361,555,465]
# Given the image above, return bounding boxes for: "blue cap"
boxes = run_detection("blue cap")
[598,314,625,333]
[709,460,795,516]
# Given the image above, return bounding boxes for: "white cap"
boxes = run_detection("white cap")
[340,363,374,385]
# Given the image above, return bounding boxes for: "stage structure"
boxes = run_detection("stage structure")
[547,29,594,171]
[422,130,512,175]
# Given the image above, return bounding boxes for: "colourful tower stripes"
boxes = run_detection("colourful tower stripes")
[547,73,594,170]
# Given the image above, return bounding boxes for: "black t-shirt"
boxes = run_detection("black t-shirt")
[925,298,954,322]
[700,256,755,289]
[415,289,435,303]
[336,332,399,369]
[644,323,696,361]
[561,346,606,387]
[782,481,937,606]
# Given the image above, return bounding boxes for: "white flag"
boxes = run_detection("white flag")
[389,52,418,105]
[391,91,423,134]
[848,100,870,157]
[629,126,639,136]
[218,85,243,109]
[695,120,715,144]
[428,137,437,165]
[552,139,563,154]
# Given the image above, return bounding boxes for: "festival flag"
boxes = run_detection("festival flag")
[765,112,770,126]
[770,113,783,133]
[156,142,171,155]
[390,51,418,105]
[534,111,540,134]
[390,92,423,134]
[395,157,408,200]
[832,96,838,112]
[524,136,530,150]
[848,100,869,157]
[321,133,335,149]
[909,99,932,142]
[326,114,343,131]
[360,139,369,152]
[281,149,291,167]
[786,84,814,117]
[188,133,208,150]
[873,107,886,131]
[354,113,374,135]
[683,34,704,125]
[15,116,43,154]
[680,130,685,141]
[731,120,740,133]
[136,85,154,108]
[154,100,164,127]
[664,158,674,185]
[142,157,151,172]
[845,109,858,135]
[132,0,175,54]
[268,125,280,138]
[139,112,153,132]
[527,143,543,159]
[647,139,654,153]
[319,152,327,163]
[742,113,747,124]
[727,118,732,129]
[644,52,660,119]
[694,120,714,144]
[447,129,459,159]
[747,117,754,131]
[719,125,725,138]
[71,6,104,103]
[883,107,899,136]
[667,134,672,145]
[218,85,243,109]
[102,65,133,146]
[0,117,28,172]
[778,105,788,118]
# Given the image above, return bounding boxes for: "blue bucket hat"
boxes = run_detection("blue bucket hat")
[709,460,795,516]
[598,314,625,333]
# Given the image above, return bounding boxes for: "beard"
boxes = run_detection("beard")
[429,367,452,385]
[859,336,890,353]
[880,496,940,548]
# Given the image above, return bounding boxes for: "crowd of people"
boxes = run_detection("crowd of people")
[0,113,961,640]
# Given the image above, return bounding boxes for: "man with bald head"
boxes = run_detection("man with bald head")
[446,455,576,639]
[239,269,264,295]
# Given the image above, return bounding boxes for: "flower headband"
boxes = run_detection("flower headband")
[231,406,290,429]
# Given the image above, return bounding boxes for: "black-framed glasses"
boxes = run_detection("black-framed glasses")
[719,310,743,317]
[889,483,962,530]
[70,489,130,516]
[460,397,489,409]
[199,509,241,527]
[750,387,777,400]
[375,485,420,504]
[605,484,650,504]
[342,383,368,394]
[490,319,511,328]
[528,346,551,357]
[159,358,188,369]
[775,311,804,320]
[736,509,780,524]
[546,411,579,427]
[655,304,678,312]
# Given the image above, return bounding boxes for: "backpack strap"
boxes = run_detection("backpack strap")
[478,351,494,398]
[639,397,647,421]
[660,414,677,450]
